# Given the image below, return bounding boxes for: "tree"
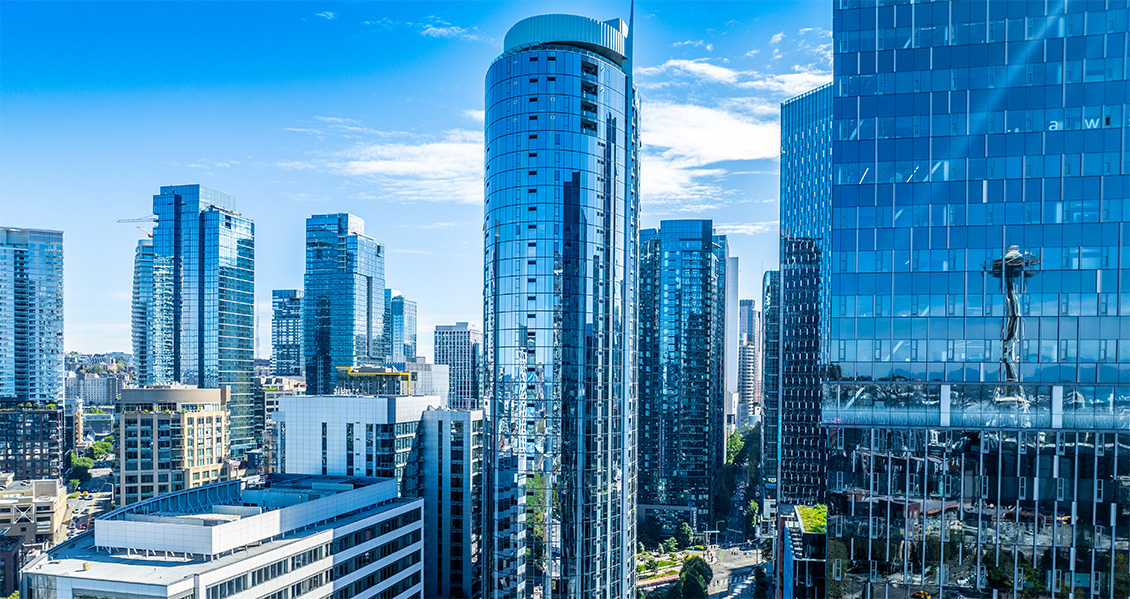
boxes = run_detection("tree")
[676,522,695,549]
[744,499,760,534]
[727,430,746,465]
[662,536,679,554]
[680,571,708,599]
[68,478,80,491]
[70,454,94,483]
[682,555,713,586]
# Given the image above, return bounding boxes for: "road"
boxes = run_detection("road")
[65,453,115,538]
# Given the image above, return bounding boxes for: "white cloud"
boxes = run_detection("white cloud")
[316,11,336,20]
[745,49,760,57]
[713,221,780,236]
[672,39,714,52]
[640,101,780,211]
[415,222,464,230]
[462,109,485,123]
[737,67,832,96]
[392,248,435,255]
[770,32,785,44]
[638,59,741,84]
[280,123,483,205]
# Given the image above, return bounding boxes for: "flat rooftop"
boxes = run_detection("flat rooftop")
[24,495,420,588]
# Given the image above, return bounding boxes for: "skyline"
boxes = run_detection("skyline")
[0,0,832,356]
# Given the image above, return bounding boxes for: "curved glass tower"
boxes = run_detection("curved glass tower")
[483,13,639,599]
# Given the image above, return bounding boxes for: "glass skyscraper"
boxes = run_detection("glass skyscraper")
[821,1,1129,598]
[738,299,762,429]
[385,288,417,361]
[140,185,256,455]
[0,227,64,403]
[778,83,834,506]
[483,12,639,599]
[303,213,384,395]
[271,289,303,376]
[760,269,781,517]
[638,219,729,531]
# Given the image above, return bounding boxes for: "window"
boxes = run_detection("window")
[1018,477,1027,500]
[832,558,844,580]
[1056,477,1066,502]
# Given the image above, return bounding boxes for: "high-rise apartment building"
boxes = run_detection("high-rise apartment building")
[822,2,1129,598]
[133,185,255,456]
[0,402,64,479]
[759,270,780,519]
[303,213,384,395]
[421,407,485,599]
[0,227,64,403]
[778,84,833,506]
[435,322,483,410]
[271,289,303,376]
[114,385,229,506]
[384,289,417,361]
[738,299,763,427]
[638,220,730,530]
[483,12,639,599]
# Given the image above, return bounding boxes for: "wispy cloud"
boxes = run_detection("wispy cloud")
[462,109,485,123]
[418,16,491,42]
[414,221,464,230]
[315,11,336,20]
[770,32,785,44]
[713,221,780,236]
[641,100,780,212]
[672,39,714,52]
[638,59,741,85]
[638,59,830,96]
[391,248,435,255]
[280,120,483,205]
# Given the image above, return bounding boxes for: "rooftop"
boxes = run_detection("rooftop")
[794,504,827,534]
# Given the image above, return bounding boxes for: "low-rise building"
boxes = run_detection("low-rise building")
[0,402,64,479]
[0,475,67,550]
[114,385,229,506]
[777,505,826,599]
[334,366,411,396]
[21,474,424,599]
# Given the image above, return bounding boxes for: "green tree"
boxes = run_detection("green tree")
[68,478,80,491]
[676,522,695,549]
[744,499,760,533]
[70,454,94,483]
[680,571,708,599]
[682,555,713,585]
[662,536,679,554]
[727,430,746,465]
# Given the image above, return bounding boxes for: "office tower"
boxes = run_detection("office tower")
[637,220,729,531]
[759,270,780,520]
[63,397,82,453]
[114,385,229,506]
[0,227,64,403]
[822,2,1129,598]
[421,407,485,599]
[0,402,64,479]
[483,12,639,599]
[22,476,425,599]
[274,394,439,496]
[776,84,833,506]
[303,213,384,395]
[251,375,304,473]
[0,476,67,550]
[135,185,255,456]
[384,289,417,361]
[435,322,483,410]
[738,299,763,428]
[271,289,303,376]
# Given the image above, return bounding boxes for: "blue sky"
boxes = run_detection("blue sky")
[0,0,831,356]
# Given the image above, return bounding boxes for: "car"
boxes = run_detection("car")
[912,592,931,599]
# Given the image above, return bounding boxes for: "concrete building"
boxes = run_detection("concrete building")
[0,475,67,550]
[0,227,64,404]
[737,299,762,428]
[391,357,450,406]
[0,402,64,479]
[21,475,424,599]
[252,376,304,474]
[64,373,122,406]
[421,407,484,599]
[434,322,482,410]
[274,395,440,497]
[114,385,229,506]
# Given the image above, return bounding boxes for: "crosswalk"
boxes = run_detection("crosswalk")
[725,572,756,598]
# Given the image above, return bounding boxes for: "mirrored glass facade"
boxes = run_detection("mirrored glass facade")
[638,220,728,530]
[303,213,384,395]
[271,289,303,377]
[0,227,64,403]
[484,13,639,599]
[147,185,255,455]
[761,269,782,507]
[385,289,417,361]
[781,84,834,505]
[823,1,1130,597]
